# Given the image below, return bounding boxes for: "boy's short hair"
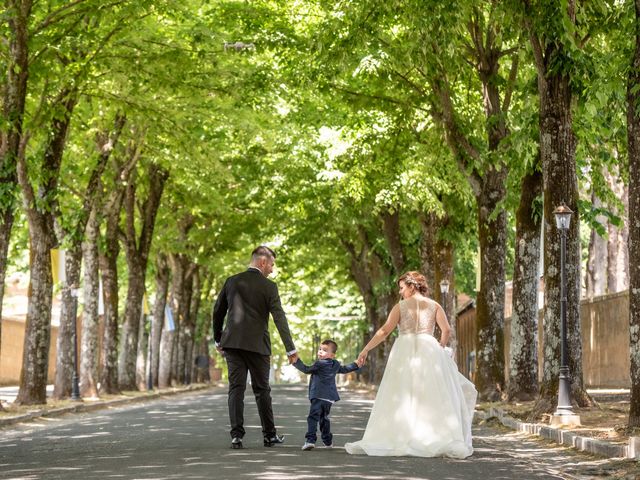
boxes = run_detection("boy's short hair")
[322,339,338,353]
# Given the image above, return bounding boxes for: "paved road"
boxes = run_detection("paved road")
[0,385,636,479]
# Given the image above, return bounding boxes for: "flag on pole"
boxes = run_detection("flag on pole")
[475,245,481,292]
[50,249,66,285]
[165,305,175,331]
[98,278,104,315]
[143,293,150,315]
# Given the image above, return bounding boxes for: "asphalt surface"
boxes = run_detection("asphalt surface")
[0,384,636,479]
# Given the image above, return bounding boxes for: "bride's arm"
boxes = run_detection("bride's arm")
[435,304,451,347]
[357,304,401,365]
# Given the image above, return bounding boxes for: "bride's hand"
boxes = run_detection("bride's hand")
[357,350,368,367]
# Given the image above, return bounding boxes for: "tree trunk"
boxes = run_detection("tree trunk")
[507,167,542,401]
[15,228,55,405]
[343,226,395,383]
[96,137,141,393]
[0,5,33,405]
[605,163,628,293]
[474,175,508,400]
[179,270,194,385]
[118,162,168,390]
[162,254,187,387]
[0,205,13,406]
[585,192,607,298]
[168,253,193,385]
[535,50,588,410]
[419,212,437,289]
[53,113,125,399]
[99,216,120,394]
[15,84,76,404]
[158,319,175,388]
[428,17,513,400]
[151,253,169,387]
[627,0,640,429]
[42,91,79,399]
[620,184,630,292]
[118,260,145,390]
[380,209,405,276]
[184,266,201,385]
[135,296,148,391]
[52,246,81,399]
[80,207,100,398]
[433,235,456,357]
[176,270,193,385]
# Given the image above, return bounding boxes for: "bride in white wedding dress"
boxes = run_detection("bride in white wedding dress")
[345,271,477,459]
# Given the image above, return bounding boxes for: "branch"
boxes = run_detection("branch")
[35,0,129,33]
[123,172,138,256]
[15,133,36,224]
[35,0,88,33]
[579,33,591,49]
[521,1,545,75]
[427,78,483,196]
[497,46,520,58]
[390,67,430,98]
[328,83,429,113]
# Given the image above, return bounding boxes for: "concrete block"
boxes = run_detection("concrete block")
[628,436,640,459]
[550,413,581,427]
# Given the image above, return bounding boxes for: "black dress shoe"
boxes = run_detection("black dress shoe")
[231,437,243,449]
[263,434,285,447]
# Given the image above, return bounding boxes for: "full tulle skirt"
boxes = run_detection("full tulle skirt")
[345,333,477,458]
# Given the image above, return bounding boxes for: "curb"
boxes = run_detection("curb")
[475,406,636,459]
[0,384,219,429]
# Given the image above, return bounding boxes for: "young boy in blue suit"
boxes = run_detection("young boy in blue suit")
[294,339,362,450]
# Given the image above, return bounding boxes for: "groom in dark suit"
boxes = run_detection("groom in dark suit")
[212,246,298,449]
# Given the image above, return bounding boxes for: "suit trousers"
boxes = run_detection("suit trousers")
[306,399,333,445]
[224,348,275,439]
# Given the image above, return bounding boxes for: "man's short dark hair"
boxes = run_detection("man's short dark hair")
[251,245,276,261]
[322,339,338,353]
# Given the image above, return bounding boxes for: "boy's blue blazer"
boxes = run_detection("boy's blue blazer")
[294,358,360,402]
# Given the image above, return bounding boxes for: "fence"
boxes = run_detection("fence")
[455,289,631,388]
[0,317,59,385]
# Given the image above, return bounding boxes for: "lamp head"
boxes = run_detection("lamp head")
[439,279,450,294]
[553,203,573,231]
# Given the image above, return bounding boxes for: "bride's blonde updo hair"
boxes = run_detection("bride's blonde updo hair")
[397,271,429,296]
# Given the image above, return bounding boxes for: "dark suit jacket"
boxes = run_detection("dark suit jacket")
[294,358,360,402]
[212,268,295,356]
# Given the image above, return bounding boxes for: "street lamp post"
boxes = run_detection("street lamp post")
[439,279,450,319]
[70,285,81,401]
[147,315,153,391]
[552,203,579,425]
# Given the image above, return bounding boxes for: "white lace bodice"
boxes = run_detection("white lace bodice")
[398,297,437,335]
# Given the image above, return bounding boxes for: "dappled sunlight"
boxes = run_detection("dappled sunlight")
[0,386,623,479]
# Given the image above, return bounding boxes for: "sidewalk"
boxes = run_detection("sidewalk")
[0,383,218,428]
[475,388,639,460]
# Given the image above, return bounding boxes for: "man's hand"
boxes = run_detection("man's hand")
[287,352,299,364]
